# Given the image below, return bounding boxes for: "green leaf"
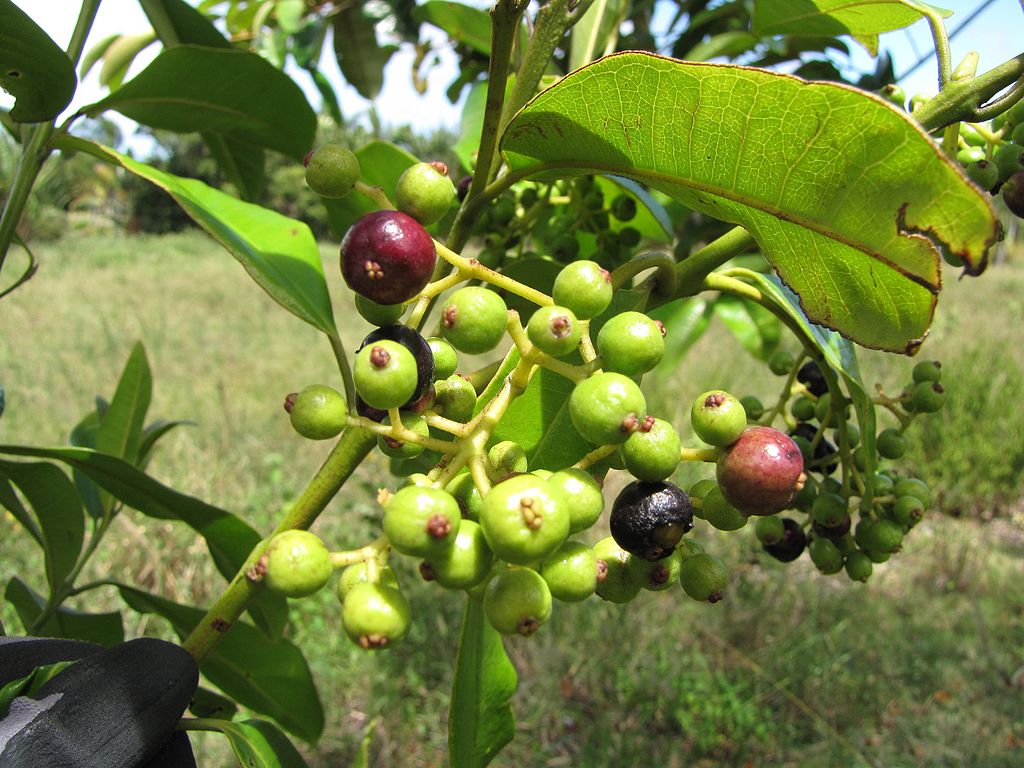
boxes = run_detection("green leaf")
[501,52,999,354]
[114,585,324,743]
[0,444,288,641]
[199,718,311,767]
[53,136,337,336]
[752,0,951,56]
[321,140,419,238]
[414,1,493,55]
[332,5,395,101]
[205,133,267,201]
[449,596,516,768]
[97,341,152,467]
[454,82,488,174]
[190,686,239,720]
[570,0,628,70]
[0,660,76,717]
[596,176,672,242]
[0,475,42,546]
[80,33,120,79]
[712,295,782,360]
[0,0,76,121]
[69,409,104,520]
[350,719,378,768]
[0,461,83,592]
[650,296,713,370]
[98,33,158,91]
[5,577,124,645]
[87,45,315,159]
[139,418,194,468]
[141,0,232,48]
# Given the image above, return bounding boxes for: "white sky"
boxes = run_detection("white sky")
[4,0,1023,147]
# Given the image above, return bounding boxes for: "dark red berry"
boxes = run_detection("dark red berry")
[812,515,851,540]
[357,325,435,407]
[716,427,805,516]
[764,517,807,562]
[340,211,437,304]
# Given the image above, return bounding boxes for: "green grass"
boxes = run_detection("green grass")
[2,232,1023,767]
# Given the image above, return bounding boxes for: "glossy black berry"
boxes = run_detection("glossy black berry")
[609,480,693,561]
[796,361,828,397]
[357,325,434,407]
[340,210,437,304]
[763,517,807,562]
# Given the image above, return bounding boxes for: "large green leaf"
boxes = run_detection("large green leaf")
[0,475,42,546]
[570,0,627,70]
[414,1,493,55]
[332,5,395,100]
[321,140,419,238]
[501,52,999,353]
[0,444,288,641]
[0,461,83,592]
[53,136,336,336]
[5,577,124,645]
[114,585,323,743]
[752,0,951,56]
[0,0,76,121]
[96,341,151,467]
[141,0,232,48]
[199,719,310,767]
[712,295,782,360]
[98,33,158,91]
[85,45,315,159]
[449,596,517,768]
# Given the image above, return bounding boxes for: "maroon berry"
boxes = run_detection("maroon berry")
[763,517,807,562]
[340,210,437,304]
[716,427,804,516]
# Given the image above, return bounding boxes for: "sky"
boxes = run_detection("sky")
[4,0,1023,149]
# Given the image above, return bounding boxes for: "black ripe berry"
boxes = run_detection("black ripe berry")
[357,325,435,407]
[610,480,693,561]
[340,210,437,304]
[797,361,828,396]
[763,517,807,562]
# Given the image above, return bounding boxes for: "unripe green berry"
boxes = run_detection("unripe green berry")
[767,349,795,376]
[547,468,604,533]
[480,475,570,564]
[878,83,905,108]
[541,540,599,602]
[355,294,405,327]
[844,550,873,582]
[876,428,907,460]
[593,536,644,603]
[354,340,419,410]
[422,519,493,590]
[892,494,925,527]
[377,412,430,459]
[486,440,529,484]
[632,549,682,592]
[912,381,946,413]
[679,552,728,603]
[552,260,613,320]
[484,567,552,636]
[739,395,764,420]
[995,144,1024,182]
[428,337,458,380]
[527,305,583,357]
[809,536,844,574]
[596,311,665,376]
[262,530,332,598]
[383,486,461,557]
[912,360,942,384]
[691,390,747,447]
[894,477,931,506]
[433,375,477,423]
[286,385,347,440]
[956,145,985,166]
[304,144,360,198]
[811,492,848,528]
[446,471,484,521]
[687,478,718,519]
[395,161,456,225]
[754,515,785,545]
[569,372,647,445]
[337,562,399,601]
[620,417,681,481]
[966,160,998,191]
[854,517,903,554]
[790,396,816,422]
[342,582,411,650]
[441,287,508,354]
[676,537,705,561]
[701,486,747,531]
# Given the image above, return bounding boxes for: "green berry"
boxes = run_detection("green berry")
[1013,121,1024,146]
[790,396,816,422]
[892,494,925,527]
[446,471,484,521]
[994,142,1024,182]
[618,226,641,248]
[620,417,681,481]
[1008,97,1024,126]
[815,393,833,424]
[611,194,637,221]
[304,144,360,198]
[286,385,347,440]
[842,420,861,448]
[541,540,599,602]
[679,553,728,603]
[547,468,604,533]
[768,349,795,376]
[596,311,665,376]
[966,160,998,191]
[527,305,583,357]
[876,428,907,460]
[854,517,903,554]
[486,440,529,483]
[809,536,844,574]
[383,486,461,558]
[377,412,430,459]
[632,549,682,592]
[691,390,747,447]
[550,233,581,261]
[912,381,946,413]
[811,492,848,528]
[421,519,493,590]
[878,83,905,108]
[484,567,552,636]
[569,372,647,445]
[739,395,764,420]
[701,486,747,531]
[395,161,456,226]
[844,550,873,582]
[428,337,458,380]
[433,374,477,423]
[956,146,986,166]
[552,261,613,320]
[355,294,405,327]
[262,530,333,598]
[593,536,643,603]
[687,478,718,519]
[337,562,399,601]
[894,477,931,506]
[754,516,785,545]
[342,582,411,650]
[871,472,895,496]
[912,360,942,384]
[676,537,705,561]
[354,339,419,410]
[479,475,570,565]
[441,287,508,354]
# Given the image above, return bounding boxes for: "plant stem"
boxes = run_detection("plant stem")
[610,250,678,295]
[328,333,357,415]
[182,426,376,664]
[433,239,553,307]
[916,2,953,88]
[651,227,757,309]
[913,53,1024,130]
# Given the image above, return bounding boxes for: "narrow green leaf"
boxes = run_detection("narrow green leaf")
[0,461,83,592]
[501,52,1000,353]
[190,686,239,720]
[201,718,311,767]
[0,444,288,641]
[414,1,493,55]
[712,295,782,360]
[650,296,714,370]
[80,33,120,79]
[205,133,267,201]
[350,719,378,768]
[454,82,488,174]
[449,596,516,768]
[0,661,76,717]
[570,0,627,70]
[0,0,76,121]
[87,46,316,159]
[321,140,419,238]
[752,0,950,56]
[96,341,152,466]
[114,585,324,743]
[99,32,158,91]
[332,5,395,100]
[688,31,760,62]
[53,136,337,336]
[5,577,124,645]
[139,418,194,468]
[141,0,233,48]
[0,475,42,546]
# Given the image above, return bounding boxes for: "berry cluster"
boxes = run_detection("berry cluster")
[260,145,942,648]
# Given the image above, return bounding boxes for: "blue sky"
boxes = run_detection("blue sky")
[5,0,1023,140]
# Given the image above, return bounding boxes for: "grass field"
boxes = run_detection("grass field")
[1,231,1023,767]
